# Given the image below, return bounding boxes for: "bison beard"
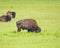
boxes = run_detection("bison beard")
[16,19,41,33]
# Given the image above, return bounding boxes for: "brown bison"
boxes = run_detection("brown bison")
[0,15,11,22]
[6,11,16,18]
[16,19,41,33]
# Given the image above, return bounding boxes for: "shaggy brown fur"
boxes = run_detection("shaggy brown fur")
[0,15,11,22]
[16,19,41,33]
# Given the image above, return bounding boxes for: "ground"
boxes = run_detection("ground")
[0,0,60,48]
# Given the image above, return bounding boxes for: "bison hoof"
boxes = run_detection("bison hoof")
[17,30,21,32]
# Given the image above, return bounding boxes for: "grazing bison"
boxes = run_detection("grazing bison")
[6,11,16,18]
[0,15,11,22]
[16,19,41,33]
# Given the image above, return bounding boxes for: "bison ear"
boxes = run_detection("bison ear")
[12,12,16,18]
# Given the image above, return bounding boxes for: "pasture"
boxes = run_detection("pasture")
[0,0,60,48]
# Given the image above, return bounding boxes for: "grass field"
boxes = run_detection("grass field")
[0,0,60,48]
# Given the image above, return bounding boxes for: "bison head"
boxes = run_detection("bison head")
[7,11,16,18]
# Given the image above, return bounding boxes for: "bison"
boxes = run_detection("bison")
[0,15,11,22]
[16,19,41,33]
[6,11,16,18]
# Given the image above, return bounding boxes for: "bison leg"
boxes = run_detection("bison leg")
[17,27,21,32]
[16,23,21,32]
[28,29,31,32]
[28,29,34,32]
[28,29,33,32]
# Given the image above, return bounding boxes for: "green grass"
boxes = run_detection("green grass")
[0,0,60,48]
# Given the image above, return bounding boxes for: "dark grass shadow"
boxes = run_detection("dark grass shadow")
[3,30,42,37]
